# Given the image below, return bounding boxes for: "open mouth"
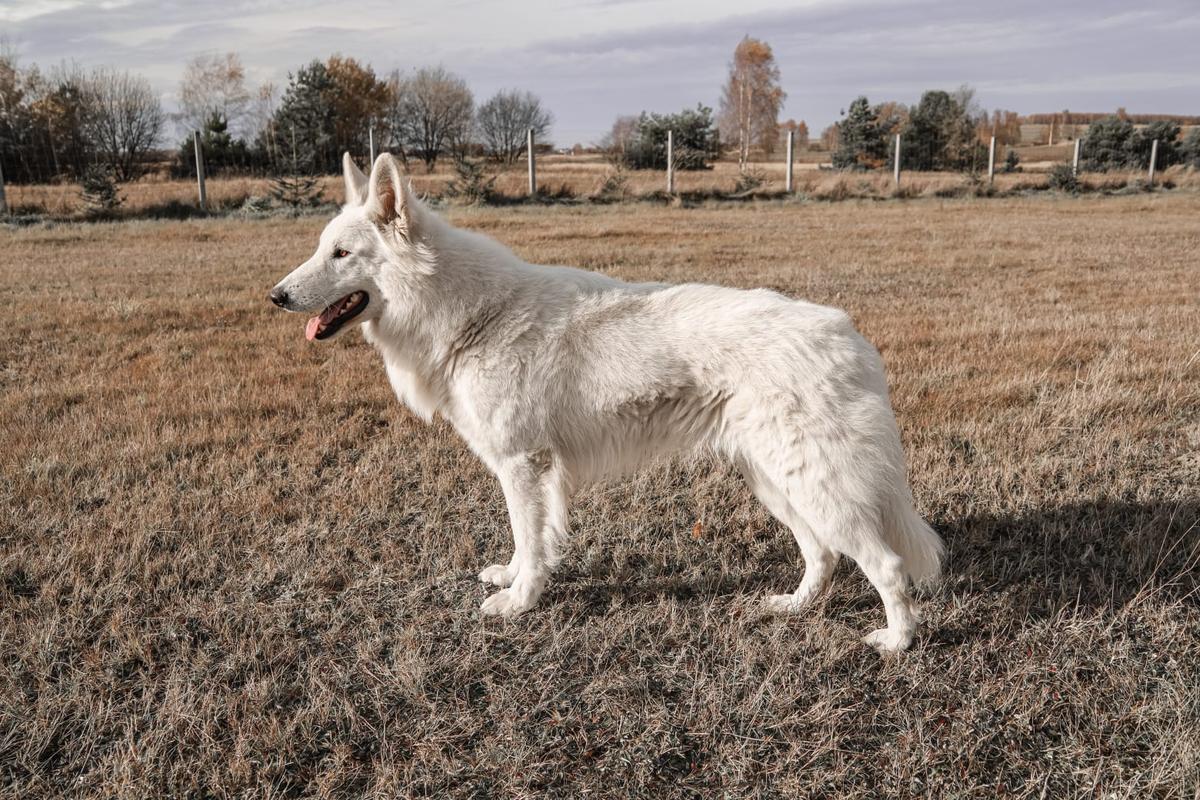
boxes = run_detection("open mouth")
[305,291,369,341]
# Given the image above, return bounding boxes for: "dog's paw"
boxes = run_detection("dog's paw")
[764,593,805,615]
[480,589,534,618]
[763,586,821,615]
[862,627,913,653]
[478,563,516,587]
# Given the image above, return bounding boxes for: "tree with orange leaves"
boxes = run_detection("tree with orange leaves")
[780,118,809,149]
[325,55,393,163]
[718,36,786,170]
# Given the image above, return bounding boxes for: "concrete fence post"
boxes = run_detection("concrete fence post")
[527,128,537,196]
[1072,139,1082,176]
[988,136,996,183]
[193,130,207,211]
[666,130,675,194]
[369,125,376,164]
[785,129,794,193]
[893,134,902,185]
[1148,139,1159,186]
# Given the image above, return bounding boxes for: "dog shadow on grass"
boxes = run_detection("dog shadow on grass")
[559,499,1199,641]
[925,499,1200,640]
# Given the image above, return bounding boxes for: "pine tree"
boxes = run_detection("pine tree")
[621,105,719,170]
[1081,116,1137,170]
[903,90,981,171]
[261,61,337,174]
[832,97,886,169]
[1181,126,1200,168]
[176,112,253,177]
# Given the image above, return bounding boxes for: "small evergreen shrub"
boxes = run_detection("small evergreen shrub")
[1048,162,1079,193]
[731,168,767,195]
[241,195,273,214]
[1182,127,1200,168]
[621,105,719,171]
[593,167,629,202]
[80,165,122,216]
[270,173,323,208]
[444,157,497,205]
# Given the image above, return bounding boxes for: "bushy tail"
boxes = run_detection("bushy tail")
[885,495,945,588]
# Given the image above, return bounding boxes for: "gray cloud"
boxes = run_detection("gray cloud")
[3,0,1197,146]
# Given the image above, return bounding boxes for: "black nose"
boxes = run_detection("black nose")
[269,288,289,308]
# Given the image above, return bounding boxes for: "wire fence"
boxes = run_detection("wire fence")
[0,126,1192,218]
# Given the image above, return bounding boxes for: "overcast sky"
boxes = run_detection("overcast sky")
[2,0,1198,145]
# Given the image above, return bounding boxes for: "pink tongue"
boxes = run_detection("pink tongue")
[305,316,321,341]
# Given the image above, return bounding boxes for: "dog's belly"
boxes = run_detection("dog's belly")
[554,387,732,484]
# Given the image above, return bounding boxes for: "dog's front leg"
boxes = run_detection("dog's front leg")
[479,456,552,618]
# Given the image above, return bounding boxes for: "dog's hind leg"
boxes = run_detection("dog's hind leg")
[479,454,564,618]
[843,532,919,653]
[739,458,838,615]
[798,497,919,653]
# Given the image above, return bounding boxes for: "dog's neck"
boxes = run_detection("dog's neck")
[363,211,518,422]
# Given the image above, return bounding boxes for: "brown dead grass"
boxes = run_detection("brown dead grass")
[2,195,1199,797]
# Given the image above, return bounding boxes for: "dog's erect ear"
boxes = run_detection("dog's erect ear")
[342,152,368,206]
[366,153,414,237]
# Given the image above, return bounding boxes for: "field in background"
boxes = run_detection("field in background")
[7,152,1198,218]
[2,195,1199,796]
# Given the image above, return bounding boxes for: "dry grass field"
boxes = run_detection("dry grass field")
[2,193,1199,797]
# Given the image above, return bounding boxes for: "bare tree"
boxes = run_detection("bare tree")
[178,53,251,138]
[988,109,1021,146]
[952,84,982,122]
[819,123,839,151]
[388,66,473,171]
[718,36,786,170]
[780,118,809,149]
[84,67,164,181]
[247,81,277,160]
[598,114,638,164]
[476,89,553,164]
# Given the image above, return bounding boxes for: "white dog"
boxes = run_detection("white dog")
[270,153,944,652]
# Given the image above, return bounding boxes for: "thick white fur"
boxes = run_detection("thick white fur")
[271,153,944,652]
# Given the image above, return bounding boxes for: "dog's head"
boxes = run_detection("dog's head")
[269,152,431,342]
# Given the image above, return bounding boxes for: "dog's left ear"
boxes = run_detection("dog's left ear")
[342,152,368,206]
[366,153,415,239]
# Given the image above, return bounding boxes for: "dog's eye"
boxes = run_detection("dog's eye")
[333,248,350,259]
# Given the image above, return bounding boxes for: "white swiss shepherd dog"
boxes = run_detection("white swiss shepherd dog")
[270,153,944,652]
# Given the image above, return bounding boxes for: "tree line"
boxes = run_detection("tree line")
[4,39,1198,186]
[595,37,1197,177]
[0,50,552,184]
[0,56,166,183]
[826,87,1200,173]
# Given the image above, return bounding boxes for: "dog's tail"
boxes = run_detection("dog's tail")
[885,494,945,588]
